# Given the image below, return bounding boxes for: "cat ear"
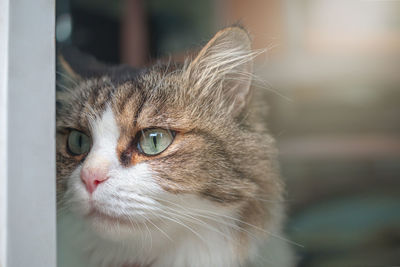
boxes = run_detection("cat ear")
[185,26,254,117]
[58,47,139,86]
[57,46,110,82]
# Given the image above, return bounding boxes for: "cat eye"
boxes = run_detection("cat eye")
[67,130,91,156]
[138,128,174,156]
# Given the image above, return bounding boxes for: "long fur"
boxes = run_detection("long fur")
[56,27,294,267]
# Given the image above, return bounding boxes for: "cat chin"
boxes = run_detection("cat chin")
[85,213,150,241]
[89,221,135,241]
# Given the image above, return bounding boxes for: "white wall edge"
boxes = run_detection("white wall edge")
[0,0,10,265]
[2,0,57,266]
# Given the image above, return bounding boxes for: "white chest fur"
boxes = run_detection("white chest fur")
[58,209,294,267]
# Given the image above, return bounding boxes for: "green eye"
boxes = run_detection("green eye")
[67,130,91,155]
[138,128,174,156]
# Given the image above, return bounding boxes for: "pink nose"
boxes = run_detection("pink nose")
[80,167,109,194]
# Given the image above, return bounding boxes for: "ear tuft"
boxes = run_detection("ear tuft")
[57,46,110,81]
[184,26,255,117]
[57,53,81,84]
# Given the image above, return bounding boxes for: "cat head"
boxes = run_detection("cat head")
[57,27,281,241]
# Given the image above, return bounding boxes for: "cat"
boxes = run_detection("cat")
[56,26,294,267]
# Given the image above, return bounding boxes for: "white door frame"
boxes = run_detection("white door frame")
[0,0,56,266]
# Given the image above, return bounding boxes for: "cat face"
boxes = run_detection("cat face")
[57,27,281,241]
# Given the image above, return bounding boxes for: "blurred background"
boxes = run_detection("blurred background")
[56,0,400,266]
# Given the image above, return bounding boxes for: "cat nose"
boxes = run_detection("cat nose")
[80,167,109,194]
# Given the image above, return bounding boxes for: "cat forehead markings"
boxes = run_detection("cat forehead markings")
[71,68,197,141]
